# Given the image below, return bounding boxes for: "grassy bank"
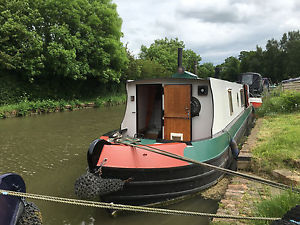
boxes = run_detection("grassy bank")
[250,90,300,224]
[252,112,300,174]
[254,190,300,225]
[253,89,300,173]
[0,94,126,119]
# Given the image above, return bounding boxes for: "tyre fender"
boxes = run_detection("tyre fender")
[230,139,240,159]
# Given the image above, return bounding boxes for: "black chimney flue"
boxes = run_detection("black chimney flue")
[178,48,182,68]
[177,48,184,73]
[194,60,197,75]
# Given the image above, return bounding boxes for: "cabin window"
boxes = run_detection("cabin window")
[228,89,233,115]
[240,89,245,107]
[237,93,239,107]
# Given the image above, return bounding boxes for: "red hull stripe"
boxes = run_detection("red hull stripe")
[251,102,262,108]
[249,98,262,108]
[97,142,189,169]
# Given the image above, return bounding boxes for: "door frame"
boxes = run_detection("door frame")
[136,84,163,138]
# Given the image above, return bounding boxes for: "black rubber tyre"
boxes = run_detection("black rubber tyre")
[191,97,201,117]
[17,201,42,225]
[75,172,125,200]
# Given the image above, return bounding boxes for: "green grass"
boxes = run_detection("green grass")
[252,113,300,173]
[0,94,126,119]
[254,190,300,225]
[94,94,126,107]
[250,111,300,224]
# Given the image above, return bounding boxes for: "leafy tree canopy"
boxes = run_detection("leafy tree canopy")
[236,30,300,82]
[139,37,201,75]
[219,56,240,82]
[198,62,214,78]
[0,0,128,82]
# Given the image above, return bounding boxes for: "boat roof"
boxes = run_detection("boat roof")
[171,71,199,79]
[127,71,204,84]
[282,77,300,83]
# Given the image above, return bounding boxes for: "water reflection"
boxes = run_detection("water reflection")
[0,106,217,225]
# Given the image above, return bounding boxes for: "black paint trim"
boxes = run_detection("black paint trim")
[190,84,193,141]
[208,79,214,138]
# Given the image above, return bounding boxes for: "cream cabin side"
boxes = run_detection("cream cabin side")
[210,78,246,136]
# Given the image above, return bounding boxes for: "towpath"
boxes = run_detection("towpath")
[209,119,284,225]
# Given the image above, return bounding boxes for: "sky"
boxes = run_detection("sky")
[112,0,300,65]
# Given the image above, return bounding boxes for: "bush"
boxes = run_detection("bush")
[257,90,300,116]
[16,102,31,116]
[0,94,126,118]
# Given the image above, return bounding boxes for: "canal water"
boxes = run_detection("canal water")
[0,105,217,225]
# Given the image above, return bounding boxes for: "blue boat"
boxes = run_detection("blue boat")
[0,173,26,225]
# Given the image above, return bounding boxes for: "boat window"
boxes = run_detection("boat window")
[241,74,253,85]
[228,89,233,115]
[237,93,239,107]
[240,89,245,107]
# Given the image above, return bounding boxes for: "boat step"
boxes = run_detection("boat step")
[238,152,252,160]
[237,152,252,170]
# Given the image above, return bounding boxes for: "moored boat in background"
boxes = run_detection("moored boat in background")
[249,97,262,108]
[238,72,263,108]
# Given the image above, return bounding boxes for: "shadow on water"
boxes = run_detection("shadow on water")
[0,105,218,225]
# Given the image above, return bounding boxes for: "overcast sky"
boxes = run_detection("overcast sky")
[113,0,300,65]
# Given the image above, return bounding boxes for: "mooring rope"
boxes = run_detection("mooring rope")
[0,189,280,221]
[119,138,300,193]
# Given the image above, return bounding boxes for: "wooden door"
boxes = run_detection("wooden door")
[164,85,191,141]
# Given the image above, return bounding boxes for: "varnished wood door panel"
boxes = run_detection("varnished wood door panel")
[164,85,191,141]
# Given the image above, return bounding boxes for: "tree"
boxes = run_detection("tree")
[137,59,169,78]
[0,0,44,79]
[282,31,300,78]
[39,0,128,82]
[0,0,128,82]
[219,56,240,81]
[239,46,264,74]
[263,39,283,82]
[122,48,141,81]
[286,39,300,77]
[217,30,300,83]
[198,63,215,78]
[183,49,202,74]
[139,38,201,75]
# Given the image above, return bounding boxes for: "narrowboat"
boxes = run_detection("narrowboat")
[75,50,254,207]
[238,72,263,108]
